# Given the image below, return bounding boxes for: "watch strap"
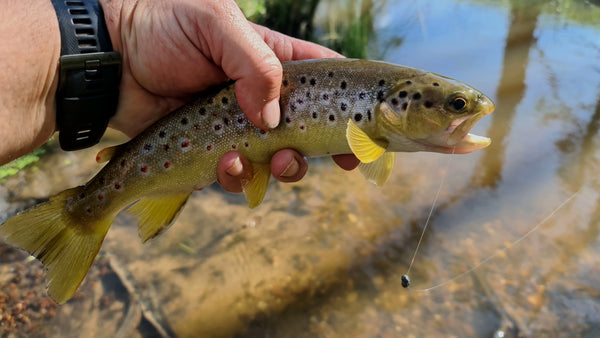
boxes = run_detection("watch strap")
[51,0,122,151]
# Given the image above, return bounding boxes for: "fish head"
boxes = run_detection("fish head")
[374,71,494,154]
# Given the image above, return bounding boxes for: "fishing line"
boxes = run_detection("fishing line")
[403,147,456,287]
[412,188,581,293]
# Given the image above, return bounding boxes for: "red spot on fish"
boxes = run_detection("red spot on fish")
[206,144,212,151]
[300,125,305,130]
[164,162,171,169]
[237,117,245,124]
[97,194,104,201]
[193,124,201,130]
[260,130,266,134]
[232,144,237,149]
[181,140,190,148]
[114,182,122,190]
[141,166,149,173]
[214,124,222,131]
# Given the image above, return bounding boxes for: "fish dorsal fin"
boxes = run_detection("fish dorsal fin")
[127,192,192,243]
[96,145,118,163]
[358,152,395,186]
[242,162,271,208]
[346,119,387,163]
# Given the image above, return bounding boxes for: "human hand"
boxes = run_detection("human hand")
[99,0,359,192]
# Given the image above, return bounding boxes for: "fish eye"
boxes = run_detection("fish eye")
[449,96,468,112]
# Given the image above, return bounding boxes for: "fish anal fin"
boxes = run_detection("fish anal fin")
[346,119,387,163]
[358,152,395,187]
[96,146,118,163]
[127,192,192,243]
[242,163,271,209]
[0,187,113,304]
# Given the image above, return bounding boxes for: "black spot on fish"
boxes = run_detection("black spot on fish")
[164,162,171,169]
[260,130,266,134]
[222,97,229,105]
[312,112,318,119]
[300,76,306,84]
[207,98,213,104]
[223,118,230,125]
[425,101,433,108]
[433,82,439,87]
[144,143,153,151]
[413,93,422,100]
[244,142,249,147]
[379,79,385,86]
[193,124,201,130]
[290,103,296,112]
[283,79,288,87]
[285,117,292,124]
[359,92,366,100]
[181,117,188,125]
[405,80,412,85]
[120,159,126,167]
[334,90,340,96]
[367,110,372,121]
[340,81,347,89]
[114,182,122,190]
[163,144,170,151]
[354,113,363,122]
[232,144,237,149]
[391,98,399,106]
[328,71,334,78]
[99,177,105,185]
[238,116,245,124]
[297,99,304,104]
[329,114,335,121]
[79,192,85,200]
[86,208,92,214]
[322,93,329,100]
[159,131,166,138]
[399,91,407,98]
[310,78,316,86]
[340,103,347,111]
[199,107,206,115]
[377,90,385,102]
[402,102,409,111]
[306,91,311,98]
[214,124,222,131]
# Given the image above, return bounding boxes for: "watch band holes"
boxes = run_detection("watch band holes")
[73,18,92,25]
[76,28,94,36]
[69,8,88,15]
[66,1,84,5]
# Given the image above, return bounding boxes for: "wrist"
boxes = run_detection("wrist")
[0,0,60,165]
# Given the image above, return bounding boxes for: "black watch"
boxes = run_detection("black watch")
[51,0,122,151]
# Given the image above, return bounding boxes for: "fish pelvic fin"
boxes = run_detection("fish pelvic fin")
[358,152,395,187]
[126,192,192,243]
[242,162,271,209]
[0,187,113,304]
[346,119,387,163]
[96,145,118,163]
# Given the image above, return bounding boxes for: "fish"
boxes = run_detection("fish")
[0,59,494,303]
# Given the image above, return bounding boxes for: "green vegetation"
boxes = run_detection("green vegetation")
[0,146,47,181]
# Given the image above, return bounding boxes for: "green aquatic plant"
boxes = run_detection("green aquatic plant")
[0,146,47,181]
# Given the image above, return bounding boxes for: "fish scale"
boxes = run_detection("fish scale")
[0,58,494,303]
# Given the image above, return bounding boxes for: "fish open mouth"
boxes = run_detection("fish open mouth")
[442,111,491,154]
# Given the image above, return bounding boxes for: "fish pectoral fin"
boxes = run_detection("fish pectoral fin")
[96,145,118,163]
[242,162,271,209]
[346,119,388,163]
[127,192,192,243]
[358,152,395,187]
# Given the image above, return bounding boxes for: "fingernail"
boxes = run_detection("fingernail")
[262,99,280,129]
[226,157,243,176]
[280,157,299,178]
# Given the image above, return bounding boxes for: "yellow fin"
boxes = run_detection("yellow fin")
[242,163,271,208]
[96,145,117,163]
[346,119,387,163]
[358,152,395,186]
[127,192,192,243]
[0,187,113,304]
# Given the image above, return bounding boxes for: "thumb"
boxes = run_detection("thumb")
[208,2,282,130]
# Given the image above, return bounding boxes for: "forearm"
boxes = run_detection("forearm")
[0,0,60,165]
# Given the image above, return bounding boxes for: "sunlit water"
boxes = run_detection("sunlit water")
[1,0,600,336]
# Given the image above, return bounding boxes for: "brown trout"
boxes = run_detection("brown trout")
[0,59,494,303]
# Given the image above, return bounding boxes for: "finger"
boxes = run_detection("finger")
[217,151,251,193]
[249,22,344,61]
[270,149,308,183]
[332,154,360,170]
[204,1,284,130]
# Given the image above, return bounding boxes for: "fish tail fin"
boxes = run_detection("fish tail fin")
[0,187,113,304]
